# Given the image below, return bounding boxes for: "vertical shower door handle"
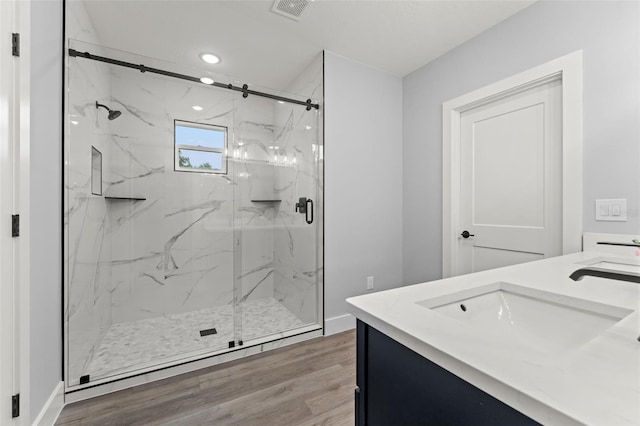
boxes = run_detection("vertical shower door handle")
[295,197,313,224]
[306,198,314,224]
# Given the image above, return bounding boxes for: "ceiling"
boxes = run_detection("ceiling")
[81,0,537,90]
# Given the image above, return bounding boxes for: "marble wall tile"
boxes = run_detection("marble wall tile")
[273,53,324,325]
[66,1,116,385]
[107,69,240,322]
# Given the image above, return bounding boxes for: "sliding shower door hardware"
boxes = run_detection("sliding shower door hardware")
[238,340,243,346]
[11,214,19,237]
[11,394,19,418]
[80,375,90,385]
[11,33,19,57]
[295,197,307,214]
[68,48,319,110]
[305,198,314,224]
[295,198,314,223]
[228,341,235,348]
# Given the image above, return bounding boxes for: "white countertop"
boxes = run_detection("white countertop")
[346,252,640,425]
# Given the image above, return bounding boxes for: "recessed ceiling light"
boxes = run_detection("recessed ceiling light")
[200,53,220,64]
[200,77,214,85]
[192,105,203,111]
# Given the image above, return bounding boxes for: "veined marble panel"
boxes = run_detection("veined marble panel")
[106,66,240,322]
[66,8,116,382]
[273,53,324,325]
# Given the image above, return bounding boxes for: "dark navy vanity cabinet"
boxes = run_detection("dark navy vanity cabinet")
[355,320,540,425]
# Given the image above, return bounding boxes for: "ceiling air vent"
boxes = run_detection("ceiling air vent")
[271,0,310,21]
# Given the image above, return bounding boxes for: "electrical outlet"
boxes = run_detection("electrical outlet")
[367,276,374,290]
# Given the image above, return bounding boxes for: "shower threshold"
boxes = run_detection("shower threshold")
[78,297,312,385]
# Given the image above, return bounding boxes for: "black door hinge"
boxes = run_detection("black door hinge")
[11,394,19,418]
[11,215,19,237]
[11,33,20,57]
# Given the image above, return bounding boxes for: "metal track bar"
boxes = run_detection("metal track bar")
[68,49,319,110]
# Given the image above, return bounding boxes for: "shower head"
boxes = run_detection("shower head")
[95,101,122,121]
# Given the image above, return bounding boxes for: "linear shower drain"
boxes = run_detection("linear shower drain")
[199,327,218,337]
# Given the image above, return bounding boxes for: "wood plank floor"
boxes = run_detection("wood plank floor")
[56,330,356,426]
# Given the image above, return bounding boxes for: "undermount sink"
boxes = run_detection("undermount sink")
[417,282,633,354]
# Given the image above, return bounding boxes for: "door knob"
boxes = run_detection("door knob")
[460,230,475,239]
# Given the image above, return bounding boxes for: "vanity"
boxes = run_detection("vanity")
[347,252,640,425]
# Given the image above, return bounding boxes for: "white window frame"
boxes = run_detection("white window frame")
[174,120,228,174]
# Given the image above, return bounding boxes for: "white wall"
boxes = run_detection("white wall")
[30,0,62,420]
[403,0,640,285]
[324,52,403,324]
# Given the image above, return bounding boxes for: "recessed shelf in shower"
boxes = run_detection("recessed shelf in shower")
[104,196,147,201]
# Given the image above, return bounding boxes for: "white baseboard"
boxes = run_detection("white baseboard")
[32,381,64,426]
[324,314,356,335]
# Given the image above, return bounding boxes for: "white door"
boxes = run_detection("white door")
[456,78,562,275]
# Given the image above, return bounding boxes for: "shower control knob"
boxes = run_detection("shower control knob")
[460,230,475,239]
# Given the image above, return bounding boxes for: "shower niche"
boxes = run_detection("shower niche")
[64,40,324,390]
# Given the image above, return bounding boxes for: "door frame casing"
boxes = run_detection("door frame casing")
[442,51,583,278]
[0,0,31,423]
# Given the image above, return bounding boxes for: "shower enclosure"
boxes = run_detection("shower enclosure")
[64,40,323,389]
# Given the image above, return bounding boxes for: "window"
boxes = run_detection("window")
[174,120,227,174]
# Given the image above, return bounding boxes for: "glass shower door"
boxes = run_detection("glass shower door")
[233,86,323,346]
[65,40,322,389]
[65,41,239,387]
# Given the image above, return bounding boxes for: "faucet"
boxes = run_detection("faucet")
[570,267,640,284]
[571,267,640,343]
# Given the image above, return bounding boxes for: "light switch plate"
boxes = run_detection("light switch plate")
[595,199,627,221]
[598,203,609,217]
